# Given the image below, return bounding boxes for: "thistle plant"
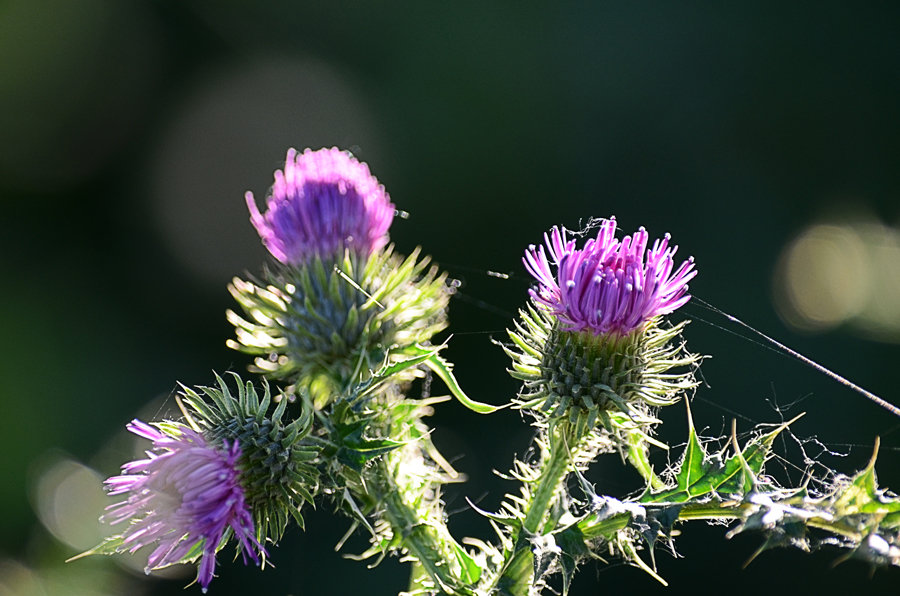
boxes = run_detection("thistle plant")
[76,147,900,594]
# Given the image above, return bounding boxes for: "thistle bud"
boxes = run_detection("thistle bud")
[177,374,321,542]
[229,148,450,403]
[508,218,699,429]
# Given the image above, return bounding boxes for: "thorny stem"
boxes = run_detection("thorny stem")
[677,502,865,541]
[368,455,469,595]
[521,423,579,535]
[490,419,588,595]
[581,500,869,543]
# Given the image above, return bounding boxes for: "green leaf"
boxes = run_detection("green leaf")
[337,437,406,470]
[642,403,708,503]
[643,412,800,504]
[833,438,900,518]
[676,404,708,494]
[341,346,436,407]
[714,417,798,495]
[450,541,483,585]
[423,350,502,414]
[553,524,592,595]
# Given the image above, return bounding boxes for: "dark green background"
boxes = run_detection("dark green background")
[2,2,899,594]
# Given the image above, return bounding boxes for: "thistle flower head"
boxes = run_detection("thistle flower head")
[524,217,696,336]
[246,147,395,264]
[233,149,449,402]
[177,374,321,541]
[102,420,265,592]
[508,217,700,428]
[228,245,450,402]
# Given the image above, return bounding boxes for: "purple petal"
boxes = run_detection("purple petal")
[524,217,696,335]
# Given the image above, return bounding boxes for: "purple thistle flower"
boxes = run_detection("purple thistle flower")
[102,420,265,592]
[523,217,697,336]
[246,147,395,264]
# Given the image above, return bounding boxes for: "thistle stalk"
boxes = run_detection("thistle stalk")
[487,218,701,593]
[368,456,468,594]
[521,420,585,536]
[483,416,599,595]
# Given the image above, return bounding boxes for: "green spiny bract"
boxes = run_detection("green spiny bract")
[178,373,320,544]
[506,303,699,430]
[228,245,450,406]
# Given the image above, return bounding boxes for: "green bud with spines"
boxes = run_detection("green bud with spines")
[506,304,699,429]
[228,245,450,406]
[178,372,321,543]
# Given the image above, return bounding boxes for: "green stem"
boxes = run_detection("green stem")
[490,420,586,596]
[522,426,576,535]
[578,502,758,539]
[675,503,743,521]
[624,430,666,491]
[408,560,430,594]
[369,457,466,594]
[580,500,867,544]
[677,502,864,541]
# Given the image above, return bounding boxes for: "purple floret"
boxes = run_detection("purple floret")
[103,420,265,592]
[523,217,696,336]
[246,147,395,264]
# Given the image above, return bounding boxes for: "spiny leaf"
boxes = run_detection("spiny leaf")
[449,541,482,585]
[675,402,708,495]
[641,403,708,503]
[337,437,407,471]
[715,416,801,495]
[833,438,900,517]
[644,413,801,504]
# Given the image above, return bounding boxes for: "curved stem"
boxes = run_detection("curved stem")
[624,429,666,491]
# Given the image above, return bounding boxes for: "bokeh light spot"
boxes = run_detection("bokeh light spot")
[775,224,868,330]
[851,223,900,341]
[149,55,381,286]
[31,455,106,552]
[775,217,900,342]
